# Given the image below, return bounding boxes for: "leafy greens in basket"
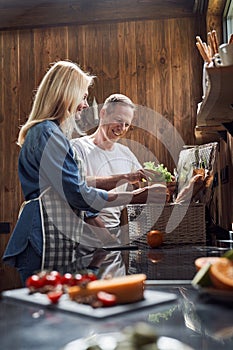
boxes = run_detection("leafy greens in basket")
[143,162,173,182]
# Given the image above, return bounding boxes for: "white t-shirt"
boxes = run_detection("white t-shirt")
[71,136,142,227]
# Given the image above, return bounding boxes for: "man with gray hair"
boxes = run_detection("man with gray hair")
[71,93,145,230]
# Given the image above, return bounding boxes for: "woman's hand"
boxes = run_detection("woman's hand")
[130,183,167,204]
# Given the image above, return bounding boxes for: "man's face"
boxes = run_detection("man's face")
[101,104,134,142]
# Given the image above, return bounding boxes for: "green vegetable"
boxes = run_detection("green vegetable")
[223,249,233,260]
[143,162,172,182]
[191,262,212,287]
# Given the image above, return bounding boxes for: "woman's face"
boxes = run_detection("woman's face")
[75,91,89,120]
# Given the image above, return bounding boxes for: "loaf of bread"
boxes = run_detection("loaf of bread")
[68,273,147,304]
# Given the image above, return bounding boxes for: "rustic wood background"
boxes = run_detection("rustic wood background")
[0,2,232,290]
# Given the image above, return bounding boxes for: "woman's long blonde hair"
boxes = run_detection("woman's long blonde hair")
[18,60,94,146]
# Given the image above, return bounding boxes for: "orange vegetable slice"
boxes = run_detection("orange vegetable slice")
[194,257,221,271]
[209,258,233,290]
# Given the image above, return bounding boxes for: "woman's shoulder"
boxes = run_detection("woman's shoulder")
[34,120,59,131]
[29,120,60,137]
[26,120,65,149]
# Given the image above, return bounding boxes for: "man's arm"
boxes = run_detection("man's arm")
[86,170,147,190]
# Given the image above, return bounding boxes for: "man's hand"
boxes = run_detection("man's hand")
[125,169,148,184]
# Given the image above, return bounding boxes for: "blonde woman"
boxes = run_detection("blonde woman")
[3,60,166,285]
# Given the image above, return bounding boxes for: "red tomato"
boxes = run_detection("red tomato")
[87,272,97,281]
[49,271,62,283]
[60,273,75,286]
[74,273,83,284]
[43,274,59,287]
[97,291,117,307]
[26,275,43,289]
[47,291,63,304]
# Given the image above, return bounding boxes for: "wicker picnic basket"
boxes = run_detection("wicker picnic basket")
[126,203,206,245]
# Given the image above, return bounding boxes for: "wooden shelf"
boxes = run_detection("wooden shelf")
[196,65,233,130]
[195,125,227,144]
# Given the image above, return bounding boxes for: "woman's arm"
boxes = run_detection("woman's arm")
[105,183,167,207]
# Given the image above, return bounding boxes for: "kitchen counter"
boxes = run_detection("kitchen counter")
[1,243,233,350]
[1,283,233,350]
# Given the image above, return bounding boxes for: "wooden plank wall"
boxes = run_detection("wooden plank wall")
[0,16,204,289]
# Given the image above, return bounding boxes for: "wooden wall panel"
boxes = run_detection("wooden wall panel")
[171,18,192,140]
[153,19,174,168]
[18,29,35,127]
[67,25,86,66]
[118,22,137,102]
[1,31,20,224]
[33,26,68,88]
[0,30,22,289]
[101,23,120,101]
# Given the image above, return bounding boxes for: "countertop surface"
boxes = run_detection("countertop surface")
[1,243,233,350]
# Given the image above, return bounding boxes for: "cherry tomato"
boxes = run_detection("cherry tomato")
[87,272,97,281]
[60,273,75,286]
[47,291,63,304]
[80,272,97,284]
[97,291,117,307]
[43,274,59,287]
[26,275,43,289]
[49,271,62,283]
[74,273,83,284]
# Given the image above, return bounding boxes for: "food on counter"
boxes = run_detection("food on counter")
[47,290,63,304]
[115,322,158,349]
[25,271,147,307]
[194,256,221,271]
[68,273,147,305]
[192,261,212,287]
[26,270,97,293]
[26,270,99,305]
[146,230,164,248]
[192,249,233,290]
[64,322,159,350]
[26,270,63,292]
[209,258,233,291]
[96,291,117,307]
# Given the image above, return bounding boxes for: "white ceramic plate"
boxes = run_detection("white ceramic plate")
[63,332,194,350]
